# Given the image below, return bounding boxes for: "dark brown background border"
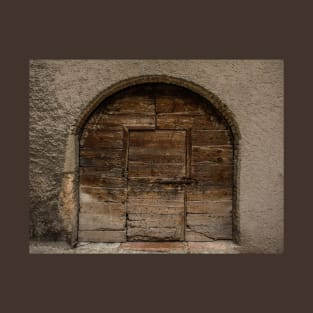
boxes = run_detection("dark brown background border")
[1,1,312,312]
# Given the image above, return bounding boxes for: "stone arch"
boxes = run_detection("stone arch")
[60,75,241,245]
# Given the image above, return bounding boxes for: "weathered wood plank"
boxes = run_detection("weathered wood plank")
[85,114,155,130]
[128,161,186,178]
[127,213,184,240]
[186,128,192,177]
[127,213,184,228]
[80,156,122,168]
[156,95,207,114]
[192,130,231,146]
[157,114,226,130]
[79,213,126,230]
[80,187,126,203]
[122,127,129,178]
[127,187,184,201]
[80,130,123,148]
[192,146,233,164]
[80,166,123,178]
[186,215,232,239]
[80,148,123,160]
[78,230,126,242]
[80,202,126,214]
[127,198,183,206]
[127,227,181,241]
[186,187,232,201]
[127,179,187,188]
[187,214,232,226]
[191,164,233,182]
[128,147,185,163]
[185,230,216,241]
[104,95,155,115]
[129,130,185,147]
[80,174,126,188]
[127,202,183,215]
[187,200,232,215]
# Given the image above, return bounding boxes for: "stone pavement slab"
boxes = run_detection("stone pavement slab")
[29,241,239,254]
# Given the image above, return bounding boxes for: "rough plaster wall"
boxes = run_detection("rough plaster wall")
[29,60,283,253]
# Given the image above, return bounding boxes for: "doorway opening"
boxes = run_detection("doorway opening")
[77,82,237,243]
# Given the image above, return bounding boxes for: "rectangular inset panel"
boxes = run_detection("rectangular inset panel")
[128,130,186,179]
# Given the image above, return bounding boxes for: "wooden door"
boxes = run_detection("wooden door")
[78,84,233,242]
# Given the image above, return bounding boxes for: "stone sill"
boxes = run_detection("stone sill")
[29,240,240,254]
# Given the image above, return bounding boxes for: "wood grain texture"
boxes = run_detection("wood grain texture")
[186,187,233,201]
[80,130,123,148]
[127,187,184,201]
[104,96,155,115]
[156,96,207,114]
[187,200,232,215]
[80,187,126,203]
[191,164,233,183]
[127,227,182,241]
[127,201,184,214]
[80,174,126,188]
[80,202,126,214]
[192,130,231,146]
[85,114,155,130]
[79,213,126,231]
[157,114,226,130]
[80,156,122,168]
[128,162,186,178]
[192,146,233,164]
[78,230,126,242]
[127,213,184,228]
[185,230,216,241]
[186,215,232,239]
[80,165,123,178]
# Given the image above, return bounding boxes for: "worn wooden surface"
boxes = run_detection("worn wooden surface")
[79,84,234,242]
[78,230,126,242]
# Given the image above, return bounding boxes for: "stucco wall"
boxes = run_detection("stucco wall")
[29,60,284,253]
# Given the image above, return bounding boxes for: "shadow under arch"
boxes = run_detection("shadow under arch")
[65,75,241,245]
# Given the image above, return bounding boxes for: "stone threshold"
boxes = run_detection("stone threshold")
[29,241,239,254]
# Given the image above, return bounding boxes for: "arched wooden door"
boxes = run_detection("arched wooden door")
[78,84,233,242]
